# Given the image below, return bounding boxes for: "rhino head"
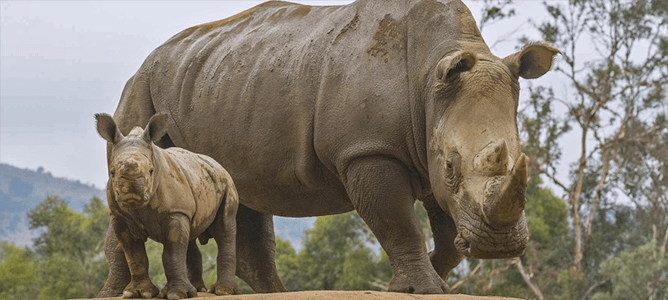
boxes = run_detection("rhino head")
[425,44,559,258]
[96,113,168,211]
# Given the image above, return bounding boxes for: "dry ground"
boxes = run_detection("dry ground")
[84,291,522,300]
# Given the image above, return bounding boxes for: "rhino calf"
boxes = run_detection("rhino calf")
[95,113,240,299]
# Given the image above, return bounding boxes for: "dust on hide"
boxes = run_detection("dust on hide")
[95,113,240,299]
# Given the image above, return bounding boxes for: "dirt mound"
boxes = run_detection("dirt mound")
[86,291,521,300]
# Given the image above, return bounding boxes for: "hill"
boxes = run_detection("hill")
[0,163,106,247]
[0,162,314,248]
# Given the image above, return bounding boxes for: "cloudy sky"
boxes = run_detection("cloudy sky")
[1,0,555,190]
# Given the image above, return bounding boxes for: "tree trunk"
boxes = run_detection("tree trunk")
[584,146,611,241]
[571,123,590,275]
[512,258,545,300]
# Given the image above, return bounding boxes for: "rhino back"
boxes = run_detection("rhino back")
[127,0,487,216]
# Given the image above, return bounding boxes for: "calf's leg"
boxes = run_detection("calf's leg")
[208,194,240,295]
[186,240,206,292]
[110,217,159,299]
[158,214,198,299]
[97,225,131,298]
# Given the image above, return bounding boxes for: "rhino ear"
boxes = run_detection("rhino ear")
[143,113,169,143]
[436,50,478,81]
[95,113,123,144]
[503,43,560,79]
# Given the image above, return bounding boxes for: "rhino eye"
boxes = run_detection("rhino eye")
[110,170,116,177]
[149,168,154,175]
[445,152,462,194]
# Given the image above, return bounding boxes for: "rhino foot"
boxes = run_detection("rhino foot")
[97,287,123,298]
[157,283,197,299]
[122,280,159,299]
[208,280,241,295]
[388,270,450,294]
[190,280,207,293]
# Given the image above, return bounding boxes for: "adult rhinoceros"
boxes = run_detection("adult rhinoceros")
[98,0,559,296]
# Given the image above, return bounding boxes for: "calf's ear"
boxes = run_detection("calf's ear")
[95,113,123,144]
[143,113,169,143]
[436,50,478,81]
[502,42,560,79]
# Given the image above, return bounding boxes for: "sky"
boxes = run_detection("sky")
[1,0,566,191]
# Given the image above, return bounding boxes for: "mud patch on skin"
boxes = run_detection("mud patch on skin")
[366,14,405,58]
[288,5,311,18]
[333,13,359,44]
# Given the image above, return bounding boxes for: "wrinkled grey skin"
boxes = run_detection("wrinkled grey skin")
[98,0,559,296]
[96,113,240,299]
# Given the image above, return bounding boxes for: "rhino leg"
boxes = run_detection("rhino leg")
[422,196,463,281]
[235,204,288,293]
[186,240,206,292]
[110,217,160,299]
[207,198,240,295]
[97,225,130,298]
[158,214,198,299]
[342,158,449,294]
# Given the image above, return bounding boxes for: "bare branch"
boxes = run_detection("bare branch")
[539,168,571,195]
[511,258,545,300]
[583,277,610,299]
[450,261,483,292]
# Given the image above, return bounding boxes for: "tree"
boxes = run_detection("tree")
[26,196,109,299]
[274,237,302,292]
[272,211,391,291]
[524,0,668,279]
[0,243,39,300]
[592,240,668,300]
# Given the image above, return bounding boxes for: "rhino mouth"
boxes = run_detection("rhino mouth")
[454,210,529,259]
[116,192,150,208]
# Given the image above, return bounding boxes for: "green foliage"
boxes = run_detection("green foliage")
[275,237,301,292]
[525,175,568,245]
[592,241,668,300]
[554,268,586,300]
[274,211,392,291]
[0,243,39,300]
[24,196,109,300]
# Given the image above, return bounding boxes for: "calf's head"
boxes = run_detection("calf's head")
[96,113,168,210]
[425,43,559,259]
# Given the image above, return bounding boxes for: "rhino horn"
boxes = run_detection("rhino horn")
[474,139,510,175]
[483,153,528,227]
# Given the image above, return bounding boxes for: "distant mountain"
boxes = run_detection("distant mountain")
[0,163,105,213]
[0,163,106,247]
[0,162,314,249]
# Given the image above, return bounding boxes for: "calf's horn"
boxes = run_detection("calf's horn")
[483,153,529,227]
